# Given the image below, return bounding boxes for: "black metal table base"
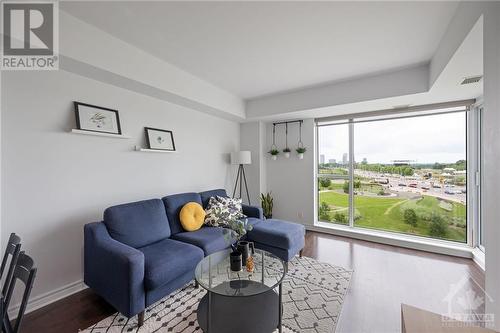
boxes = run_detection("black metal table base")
[197,281,282,333]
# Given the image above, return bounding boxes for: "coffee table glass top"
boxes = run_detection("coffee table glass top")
[194,249,285,297]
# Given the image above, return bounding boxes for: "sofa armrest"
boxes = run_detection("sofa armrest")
[242,204,264,219]
[84,222,145,317]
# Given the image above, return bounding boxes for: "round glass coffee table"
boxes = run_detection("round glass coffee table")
[195,248,286,333]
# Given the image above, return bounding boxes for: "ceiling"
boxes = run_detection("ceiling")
[62,1,459,99]
[263,15,483,122]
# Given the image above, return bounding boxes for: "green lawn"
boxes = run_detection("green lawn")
[319,191,466,243]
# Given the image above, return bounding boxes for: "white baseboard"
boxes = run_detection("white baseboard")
[8,279,87,318]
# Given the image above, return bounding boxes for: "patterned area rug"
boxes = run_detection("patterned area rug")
[81,256,352,333]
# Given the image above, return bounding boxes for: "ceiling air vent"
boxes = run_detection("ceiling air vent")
[460,75,483,85]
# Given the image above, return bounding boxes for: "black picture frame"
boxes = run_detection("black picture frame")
[145,127,176,151]
[74,101,122,135]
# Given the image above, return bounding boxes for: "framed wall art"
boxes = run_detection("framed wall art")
[145,127,176,151]
[74,102,122,135]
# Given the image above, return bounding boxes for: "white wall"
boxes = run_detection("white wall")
[264,120,315,226]
[239,121,267,205]
[1,69,239,311]
[59,9,245,121]
[481,2,500,330]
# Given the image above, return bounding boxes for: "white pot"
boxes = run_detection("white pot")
[271,155,277,160]
[284,152,290,158]
[298,153,304,159]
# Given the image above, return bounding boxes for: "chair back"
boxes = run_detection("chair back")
[2,252,37,333]
[0,233,21,296]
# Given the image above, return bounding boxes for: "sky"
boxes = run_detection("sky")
[319,112,466,164]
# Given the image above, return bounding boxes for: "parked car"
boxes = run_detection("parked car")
[432,184,442,189]
[398,183,407,187]
[408,183,418,188]
[421,185,430,190]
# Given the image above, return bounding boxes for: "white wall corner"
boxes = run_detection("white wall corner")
[429,2,484,87]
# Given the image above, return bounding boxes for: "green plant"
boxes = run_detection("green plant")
[343,181,349,193]
[283,148,291,153]
[429,213,448,237]
[333,212,348,224]
[319,202,330,221]
[403,208,417,227]
[222,218,253,244]
[268,149,279,156]
[342,180,361,194]
[319,178,331,188]
[296,147,307,154]
[378,188,386,196]
[260,192,274,218]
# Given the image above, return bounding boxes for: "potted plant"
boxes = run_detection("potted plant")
[296,147,307,159]
[269,148,279,160]
[283,147,291,158]
[260,192,273,219]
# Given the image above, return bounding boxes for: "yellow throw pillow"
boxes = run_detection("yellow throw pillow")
[179,202,206,231]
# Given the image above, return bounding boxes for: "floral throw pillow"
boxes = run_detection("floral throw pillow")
[204,196,246,227]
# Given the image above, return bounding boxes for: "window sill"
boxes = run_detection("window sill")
[472,247,485,270]
[309,221,473,259]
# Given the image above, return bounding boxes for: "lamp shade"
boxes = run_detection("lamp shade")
[230,151,251,165]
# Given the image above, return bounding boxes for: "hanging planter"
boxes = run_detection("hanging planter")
[296,121,307,159]
[268,124,279,160]
[283,123,291,158]
[296,147,307,159]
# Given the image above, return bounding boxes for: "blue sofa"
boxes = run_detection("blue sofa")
[84,189,305,326]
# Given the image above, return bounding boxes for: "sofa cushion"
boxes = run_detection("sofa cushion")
[247,219,305,251]
[138,238,204,291]
[204,196,246,227]
[199,189,228,208]
[103,199,170,248]
[171,227,234,256]
[180,202,205,231]
[162,193,202,235]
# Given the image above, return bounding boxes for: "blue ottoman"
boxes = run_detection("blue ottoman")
[247,219,305,264]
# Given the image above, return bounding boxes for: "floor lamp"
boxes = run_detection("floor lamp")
[231,151,252,204]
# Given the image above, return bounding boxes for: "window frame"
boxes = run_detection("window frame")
[316,109,480,248]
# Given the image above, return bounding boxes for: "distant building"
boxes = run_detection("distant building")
[328,159,336,164]
[342,153,348,165]
[320,154,325,164]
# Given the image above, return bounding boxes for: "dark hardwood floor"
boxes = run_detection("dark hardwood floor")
[21,231,484,333]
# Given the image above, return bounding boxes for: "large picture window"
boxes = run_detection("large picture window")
[317,110,471,244]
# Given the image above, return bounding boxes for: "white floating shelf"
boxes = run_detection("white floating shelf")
[71,129,131,139]
[135,146,176,153]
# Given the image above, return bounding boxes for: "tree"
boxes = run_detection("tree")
[333,212,348,224]
[319,178,332,187]
[319,178,331,188]
[403,209,417,227]
[319,202,330,221]
[429,213,448,237]
[343,181,349,193]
